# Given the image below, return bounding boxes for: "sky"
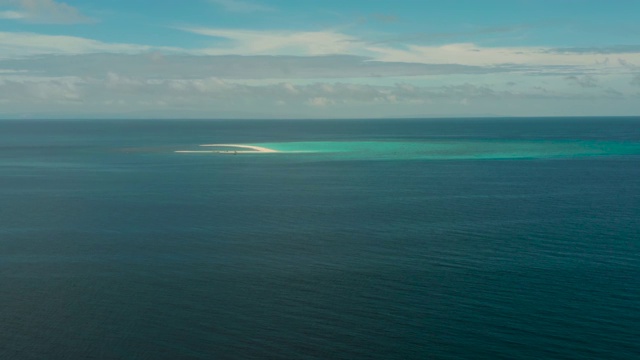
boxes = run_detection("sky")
[1,0,640,119]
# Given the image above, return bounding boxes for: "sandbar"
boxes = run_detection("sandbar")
[175,144,279,154]
[200,144,279,153]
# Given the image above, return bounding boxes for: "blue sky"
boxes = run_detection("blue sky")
[1,0,639,118]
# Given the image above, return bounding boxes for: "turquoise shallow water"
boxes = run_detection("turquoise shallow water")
[1,118,640,359]
[253,140,640,160]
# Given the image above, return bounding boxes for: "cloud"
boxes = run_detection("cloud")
[179,27,640,73]
[0,10,25,19]
[548,45,640,55]
[0,76,435,114]
[0,53,527,80]
[565,75,599,88]
[0,74,619,109]
[307,97,334,107]
[367,42,640,68]
[181,27,359,56]
[0,0,92,24]
[1,72,637,119]
[0,32,179,57]
[5,25,640,75]
[0,76,81,103]
[208,0,273,13]
[1,25,639,118]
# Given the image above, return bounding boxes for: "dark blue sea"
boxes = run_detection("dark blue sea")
[1,118,639,359]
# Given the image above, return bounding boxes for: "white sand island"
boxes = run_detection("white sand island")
[175,144,279,154]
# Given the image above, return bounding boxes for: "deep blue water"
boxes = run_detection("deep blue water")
[1,118,639,359]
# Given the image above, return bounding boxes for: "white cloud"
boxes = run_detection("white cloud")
[176,27,640,80]
[1,26,640,118]
[307,97,333,107]
[0,32,179,57]
[0,74,625,108]
[366,42,640,68]
[1,73,637,118]
[0,76,81,102]
[0,0,92,24]
[0,10,25,19]
[0,53,521,81]
[565,75,599,88]
[4,26,640,78]
[182,27,359,56]
[208,0,273,13]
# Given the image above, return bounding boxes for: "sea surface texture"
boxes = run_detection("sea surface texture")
[1,118,639,359]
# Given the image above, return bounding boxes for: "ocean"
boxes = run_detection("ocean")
[1,118,639,359]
